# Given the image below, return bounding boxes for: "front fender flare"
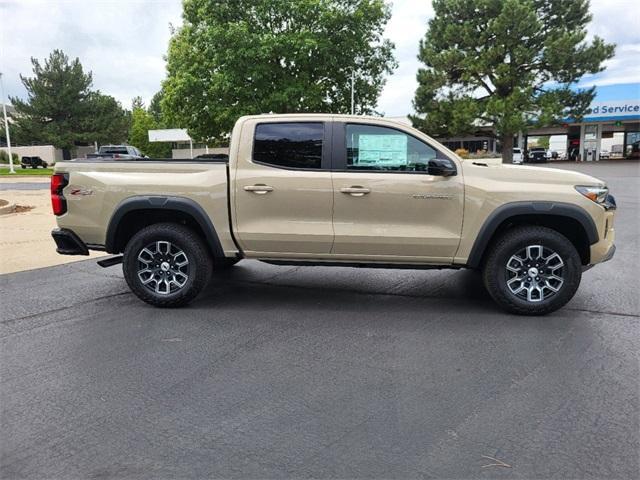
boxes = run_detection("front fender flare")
[465,201,599,268]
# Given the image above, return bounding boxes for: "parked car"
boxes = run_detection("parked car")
[50,114,616,315]
[599,149,610,160]
[87,145,144,159]
[512,148,524,164]
[195,153,229,161]
[526,147,548,163]
[21,156,48,169]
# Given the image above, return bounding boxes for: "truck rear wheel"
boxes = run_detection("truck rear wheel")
[123,223,212,307]
[482,226,582,315]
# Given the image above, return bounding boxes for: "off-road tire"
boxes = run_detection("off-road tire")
[482,226,582,315]
[123,223,212,307]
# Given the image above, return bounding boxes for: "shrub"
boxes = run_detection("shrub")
[454,148,469,158]
[0,150,19,164]
[468,150,499,159]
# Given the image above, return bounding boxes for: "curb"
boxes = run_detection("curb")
[0,200,16,215]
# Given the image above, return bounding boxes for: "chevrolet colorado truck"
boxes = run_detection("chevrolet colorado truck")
[50,114,616,315]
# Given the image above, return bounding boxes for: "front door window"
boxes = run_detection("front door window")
[346,124,437,172]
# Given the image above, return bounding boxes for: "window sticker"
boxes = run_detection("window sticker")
[357,134,407,165]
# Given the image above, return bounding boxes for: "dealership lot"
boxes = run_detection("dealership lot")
[0,176,106,274]
[1,162,638,479]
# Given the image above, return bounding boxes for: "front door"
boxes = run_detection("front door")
[331,122,464,263]
[233,120,334,256]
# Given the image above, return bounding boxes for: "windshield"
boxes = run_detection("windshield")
[100,147,129,154]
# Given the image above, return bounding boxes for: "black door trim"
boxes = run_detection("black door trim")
[329,120,456,174]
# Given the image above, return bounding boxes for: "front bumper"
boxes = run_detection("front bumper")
[51,228,89,256]
[583,243,615,272]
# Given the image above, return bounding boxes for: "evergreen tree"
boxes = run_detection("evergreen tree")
[412,0,615,162]
[10,50,129,150]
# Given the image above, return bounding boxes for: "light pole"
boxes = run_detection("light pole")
[0,72,15,174]
[350,70,355,115]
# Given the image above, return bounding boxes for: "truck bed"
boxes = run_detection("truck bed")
[54,159,238,255]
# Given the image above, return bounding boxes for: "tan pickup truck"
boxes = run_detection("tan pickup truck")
[51,114,616,315]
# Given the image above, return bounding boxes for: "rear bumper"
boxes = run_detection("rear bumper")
[51,228,89,256]
[601,243,616,263]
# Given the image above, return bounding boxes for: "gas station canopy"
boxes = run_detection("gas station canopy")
[566,83,640,123]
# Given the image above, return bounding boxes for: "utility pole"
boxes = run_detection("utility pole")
[0,72,15,174]
[350,70,355,115]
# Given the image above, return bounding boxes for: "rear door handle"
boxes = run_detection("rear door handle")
[340,186,371,197]
[244,184,274,194]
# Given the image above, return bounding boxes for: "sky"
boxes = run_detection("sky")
[1,0,639,117]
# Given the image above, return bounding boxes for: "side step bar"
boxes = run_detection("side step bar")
[97,255,123,268]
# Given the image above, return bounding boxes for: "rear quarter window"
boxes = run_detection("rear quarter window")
[253,122,323,169]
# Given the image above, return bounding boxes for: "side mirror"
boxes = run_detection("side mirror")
[427,158,456,176]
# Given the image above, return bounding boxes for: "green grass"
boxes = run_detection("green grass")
[0,167,54,176]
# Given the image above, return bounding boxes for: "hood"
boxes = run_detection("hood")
[460,160,606,187]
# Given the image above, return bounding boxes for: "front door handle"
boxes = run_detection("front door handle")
[244,184,274,194]
[340,186,371,197]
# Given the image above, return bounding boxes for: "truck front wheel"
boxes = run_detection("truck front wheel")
[123,223,212,307]
[482,226,582,315]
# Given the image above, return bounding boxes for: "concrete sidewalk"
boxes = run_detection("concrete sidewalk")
[0,176,50,182]
[0,182,106,274]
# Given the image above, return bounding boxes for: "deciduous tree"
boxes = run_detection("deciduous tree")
[162,0,396,141]
[128,99,172,158]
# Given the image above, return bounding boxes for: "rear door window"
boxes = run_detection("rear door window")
[253,122,324,169]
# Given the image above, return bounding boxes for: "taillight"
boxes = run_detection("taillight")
[51,173,68,216]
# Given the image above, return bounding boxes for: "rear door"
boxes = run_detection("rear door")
[232,119,334,256]
[330,121,464,262]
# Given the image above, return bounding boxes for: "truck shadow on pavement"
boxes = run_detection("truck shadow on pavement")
[192,264,511,318]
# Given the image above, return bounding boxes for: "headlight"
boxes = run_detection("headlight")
[575,185,609,205]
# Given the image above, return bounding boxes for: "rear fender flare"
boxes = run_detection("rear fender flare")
[105,196,224,258]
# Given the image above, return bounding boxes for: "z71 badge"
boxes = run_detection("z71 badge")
[69,187,93,196]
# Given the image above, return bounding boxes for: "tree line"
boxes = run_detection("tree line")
[3,0,614,162]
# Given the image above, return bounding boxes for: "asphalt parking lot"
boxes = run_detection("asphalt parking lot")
[1,161,638,479]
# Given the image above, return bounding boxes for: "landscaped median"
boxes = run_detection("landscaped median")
[0,198,16,214]
[0,167,54,176]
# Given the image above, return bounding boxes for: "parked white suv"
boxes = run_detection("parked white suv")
[512,148,524,164]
